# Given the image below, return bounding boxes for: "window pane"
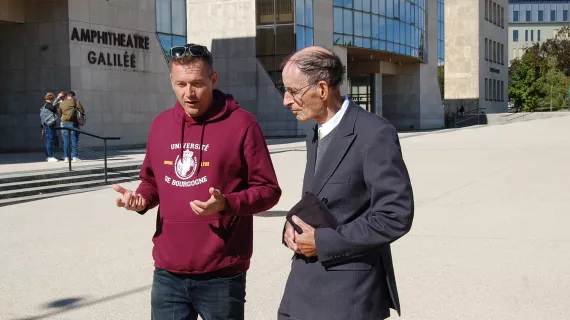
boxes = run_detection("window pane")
[343,9,353,34]
[257,0,275,25]
[363,38,371,48]
[526,10,531,22]
[256,27,275,59]
[379,16,386,40]
[171,0,186,36]
[277,0,294,23]
[564,10,568,21]
[305,0,313,27]
[334,7,344,33]
[295,25,305,50]
[372,0,378,14]
[400,21,405,44]
[372,14,379,38]
[295,0,305,25]
[551,10,555,21]
[334,33,343,45]
[513,30,518,41]
[277,25,295,54]
[334,0,343,6]
[355,36,363,47]
[156,0,171,33]
[386,0,393,18]
[372,39,380,49]
[305,27,314,46]
[387,18,393,41]
[343,0,353,9]
[354,11,363,36]
[394,20,399,43]
[363,13,371,37]
[363,0,370,12]
[172,35,186,47]
[379,0,385,16]
[354,0,362,11]
[513,11,519,22]
[394,0,399,19]
[158,33,173,57]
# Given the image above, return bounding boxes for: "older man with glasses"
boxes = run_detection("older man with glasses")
[111,43,282,320]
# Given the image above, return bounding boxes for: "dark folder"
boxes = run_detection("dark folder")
[286,191,339,234]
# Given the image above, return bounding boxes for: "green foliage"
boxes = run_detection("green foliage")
[508,29,570,112]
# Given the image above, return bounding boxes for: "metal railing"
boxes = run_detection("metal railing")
[53,127,120,184]
[454,107,486,128]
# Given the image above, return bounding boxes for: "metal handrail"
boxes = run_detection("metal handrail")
[53,127,120,184]
[454,107,486,127]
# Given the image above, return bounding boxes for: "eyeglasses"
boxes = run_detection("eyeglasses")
[283,83,313,96]
[170,44,211,59]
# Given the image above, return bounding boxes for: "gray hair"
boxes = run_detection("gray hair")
[282,50,346,88]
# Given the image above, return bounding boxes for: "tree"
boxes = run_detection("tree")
[508,44,547,111]
[540,56,569,111]
[540,26,570,76]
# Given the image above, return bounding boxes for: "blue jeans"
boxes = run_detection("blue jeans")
[151,268,246,320]
[61,122,79,158]
[44,124,55,158]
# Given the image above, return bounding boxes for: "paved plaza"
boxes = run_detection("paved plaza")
[1,116,570,319]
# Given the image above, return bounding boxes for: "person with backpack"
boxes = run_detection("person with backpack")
[40,92,64,162]
[58,91,86,162]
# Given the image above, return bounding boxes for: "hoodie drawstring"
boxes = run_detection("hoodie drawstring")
[180,117,186,160]
[197,124,205,175]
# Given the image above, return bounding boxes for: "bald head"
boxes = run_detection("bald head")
[281,46,345,89]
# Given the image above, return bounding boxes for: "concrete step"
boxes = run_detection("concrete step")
[0,169,140,192]
[0,162,142,207]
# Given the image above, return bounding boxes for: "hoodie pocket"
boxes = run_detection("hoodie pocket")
[152,219,228,273]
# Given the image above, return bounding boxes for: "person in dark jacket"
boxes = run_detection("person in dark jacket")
[279,46,414,320]
[111,43,282,320]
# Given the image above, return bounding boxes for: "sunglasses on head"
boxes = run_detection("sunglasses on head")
[170,44,211,59]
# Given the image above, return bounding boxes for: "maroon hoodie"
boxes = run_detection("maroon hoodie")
[136,89,281,275]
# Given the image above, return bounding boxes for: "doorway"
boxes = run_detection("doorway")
[347,74,375,113]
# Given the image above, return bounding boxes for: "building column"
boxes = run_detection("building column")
[374,73,382,116]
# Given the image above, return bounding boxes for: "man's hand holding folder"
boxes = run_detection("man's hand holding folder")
[284,192,339,257]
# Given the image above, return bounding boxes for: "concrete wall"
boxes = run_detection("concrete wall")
[186,0,305,137]
[481,0,508,113]
[67,0,174,148]
[0,0,25,23]
[0,0,174,152]
[0,0,72,151]
[445,0,508,116]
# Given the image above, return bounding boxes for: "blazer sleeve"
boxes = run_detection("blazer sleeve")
[314,124,414,266]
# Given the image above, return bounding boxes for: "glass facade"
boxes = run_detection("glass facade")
[156,0,187,61]
[256,0,314,92]
[332,0,427,61]
[437,0,444,65]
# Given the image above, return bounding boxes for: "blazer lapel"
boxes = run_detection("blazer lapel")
[305,124,318,185]
[310,102,359,196]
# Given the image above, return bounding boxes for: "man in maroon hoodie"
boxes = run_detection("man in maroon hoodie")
[112,43,282,320]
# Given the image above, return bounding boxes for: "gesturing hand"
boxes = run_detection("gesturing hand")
[292,215,317,257]
[190,187,227,216]
[112,184,147,212]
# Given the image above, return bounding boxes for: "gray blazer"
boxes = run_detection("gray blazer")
[279,101,414,320]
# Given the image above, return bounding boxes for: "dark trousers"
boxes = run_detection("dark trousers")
[151,268,246,320]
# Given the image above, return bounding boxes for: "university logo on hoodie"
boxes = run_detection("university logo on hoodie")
[164,143,210,188]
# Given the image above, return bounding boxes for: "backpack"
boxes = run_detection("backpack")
[75,107,86,126]
[72,100,86,126]
[40,103,59,127]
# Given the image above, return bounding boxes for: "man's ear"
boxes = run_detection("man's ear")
[318,80,329,101]
[210,72,219,88]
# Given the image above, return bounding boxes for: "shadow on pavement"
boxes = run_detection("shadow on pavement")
[12,285,151,320]
[257,210,287,217]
